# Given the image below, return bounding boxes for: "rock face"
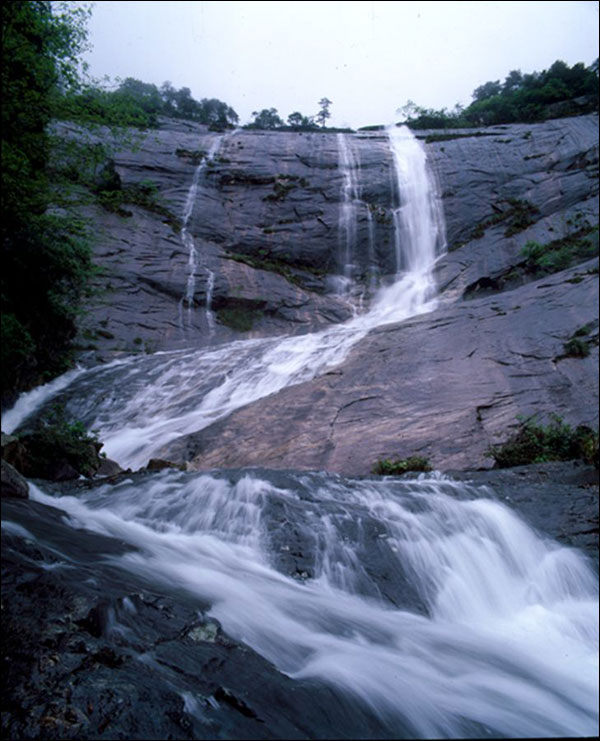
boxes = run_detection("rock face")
[67,114,598,472]
[1,459,29,499]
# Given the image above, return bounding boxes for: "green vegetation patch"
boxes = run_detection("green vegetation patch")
[520,224,599,275]
[224,250,326,288]
[561,321,598,359]
[421,131,496,144]
[216,305,264,332]
[96,178,182,231]
[371,456,432,475]
[175,148,207,164]
[487,415,599,468]
[263,175,310,202]
[452,198,541,250]
[401,58,598,129]
[14,404,103,479]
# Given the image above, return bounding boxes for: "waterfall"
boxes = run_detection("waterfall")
[178,136,223,333]
[4,128,445,468]
[12,470,598,738]
[3,126,597,739]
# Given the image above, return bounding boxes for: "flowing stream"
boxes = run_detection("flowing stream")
[3,127,598,738]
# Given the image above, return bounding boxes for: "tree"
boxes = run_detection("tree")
[396,99,420,122]
[1,1,94,401]
[198,98,239,129]
[502,70,523,95]
[287,111,315,129]
[472,80,502,102]
[117,77,163,116]
[316,97,332,127]
[247,108,284,129]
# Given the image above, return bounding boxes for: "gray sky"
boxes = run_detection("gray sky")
[81,0,599,128]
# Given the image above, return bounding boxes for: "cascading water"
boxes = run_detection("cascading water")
[179,136,223,333]
[5,127,444,469]
[388,124,446,275]
[5,470,597,738]
[3,128,597,738]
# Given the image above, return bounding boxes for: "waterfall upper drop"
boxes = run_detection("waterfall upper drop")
[5,127,447,471]
[387,124,446,277]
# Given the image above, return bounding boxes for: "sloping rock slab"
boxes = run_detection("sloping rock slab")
[176,262,598,475]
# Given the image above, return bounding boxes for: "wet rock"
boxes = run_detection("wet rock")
[1,458,29,499]
[145,457,186,471]
[95,457,124,477]
[63,115,598,367]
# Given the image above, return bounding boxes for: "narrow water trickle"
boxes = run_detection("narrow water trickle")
[335,132,381,301]
[178,136,223,334]
[336,132,360,291]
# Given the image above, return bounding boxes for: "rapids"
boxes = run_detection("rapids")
[4,469,598,738]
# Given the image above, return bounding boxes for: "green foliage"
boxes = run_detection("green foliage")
[287,111,317,130]
[247,107,285,130]
[54,78,239,130]
[1,1,96,402]
[488,415,599,468]
[520,225,599,274]
[175,148,207,164]
[216,305,263,332]
[94,177,179,228]
[262,175,308,202]
[465,198,540,244]
[18,404,101,478]
[563,338,590,358]
[371,456,432,475]
[399,58,598,129]
[562,322,598,358]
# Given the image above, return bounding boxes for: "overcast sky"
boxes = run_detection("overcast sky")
[80,0,599,129]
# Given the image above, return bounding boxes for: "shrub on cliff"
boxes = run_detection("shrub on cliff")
[7,404,103,481]
[372,456,432,475]
[488,415,599,469]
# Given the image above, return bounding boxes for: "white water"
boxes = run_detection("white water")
[389,125,446,275]
[179,136,223,332]
[5,127,445,469]
[25,471,599,737]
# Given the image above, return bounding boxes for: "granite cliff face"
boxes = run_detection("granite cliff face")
[71,114,598,473]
